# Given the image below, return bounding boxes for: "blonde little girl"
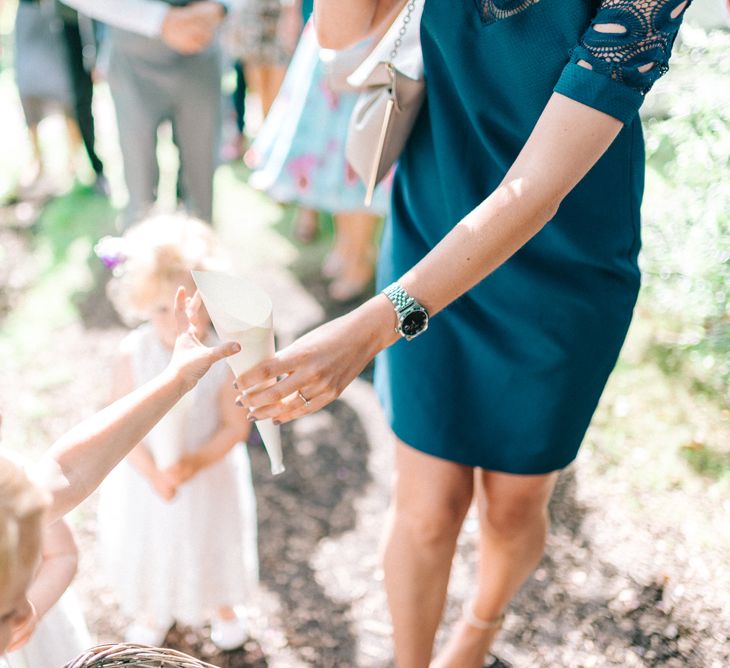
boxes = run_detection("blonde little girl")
[0,288,239,659]
[97,215,258,651]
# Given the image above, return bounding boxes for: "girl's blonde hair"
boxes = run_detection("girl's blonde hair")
[108,214,229,325]
[0,455,49,591]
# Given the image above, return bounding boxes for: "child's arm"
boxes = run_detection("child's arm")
[7,519,78,652]
[166,379,250,486]
[34,289,239,524]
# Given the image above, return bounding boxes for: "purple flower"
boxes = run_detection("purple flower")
[94,236,127,272]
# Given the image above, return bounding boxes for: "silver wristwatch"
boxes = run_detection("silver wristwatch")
[382,282,430,341]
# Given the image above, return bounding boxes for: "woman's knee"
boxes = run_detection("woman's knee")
[390,440,475,547]
[480,473,556,537]
[392,486,473,547]
[484,499,548,538]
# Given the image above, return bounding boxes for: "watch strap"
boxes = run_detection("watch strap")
[383,282,415,314]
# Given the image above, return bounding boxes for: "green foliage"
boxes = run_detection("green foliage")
[34,184,117,266]
[640,27,730,405]
[680,441,730,481]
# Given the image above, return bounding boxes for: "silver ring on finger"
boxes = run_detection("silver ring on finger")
[297,390,311,408]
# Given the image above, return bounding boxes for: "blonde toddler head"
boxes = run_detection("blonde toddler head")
[105,214,229,325]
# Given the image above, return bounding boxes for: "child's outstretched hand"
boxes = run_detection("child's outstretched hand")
[168,287,240,392]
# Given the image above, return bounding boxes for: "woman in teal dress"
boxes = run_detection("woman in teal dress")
[235,0,692,665]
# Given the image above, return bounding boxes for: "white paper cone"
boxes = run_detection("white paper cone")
[192,270,285,475]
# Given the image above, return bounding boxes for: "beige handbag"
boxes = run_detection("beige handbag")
[321,43,372,92]
[345,0,426,206]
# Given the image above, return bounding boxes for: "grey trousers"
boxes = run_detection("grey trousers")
[107,29,222,226]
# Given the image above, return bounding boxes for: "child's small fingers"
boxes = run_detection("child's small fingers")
[174,286,189,333]
[211,341,242,363]
[186,290,203,319]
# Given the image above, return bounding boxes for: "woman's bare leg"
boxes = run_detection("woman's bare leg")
[328,211,379,300]
[384,439,474,668]
[259,64,287,117]
[431,469,558,668]
[293,207,319,243]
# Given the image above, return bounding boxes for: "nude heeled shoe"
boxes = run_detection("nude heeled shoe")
[463,603,505,632]
[430,604,506,668]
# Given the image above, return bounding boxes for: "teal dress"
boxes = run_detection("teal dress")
[375,0,690,474]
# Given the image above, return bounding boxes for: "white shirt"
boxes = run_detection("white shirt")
[60,0,171,38]
[59,0,235,38]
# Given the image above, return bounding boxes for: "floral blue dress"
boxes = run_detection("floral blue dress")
[247,22,392,216]
[375,0,691,473]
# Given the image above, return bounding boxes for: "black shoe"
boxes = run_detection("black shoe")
[93,174,111,198]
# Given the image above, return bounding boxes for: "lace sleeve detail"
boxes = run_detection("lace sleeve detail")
[554,0,692,122]
[570,0,692,95]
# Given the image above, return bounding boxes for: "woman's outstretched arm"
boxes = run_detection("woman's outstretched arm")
[234,92,622,421]
[33,290,240,525]
[239,0,690,422]
[313,0,402,49]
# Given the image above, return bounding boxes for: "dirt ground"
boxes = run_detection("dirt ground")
[1,195,729,668]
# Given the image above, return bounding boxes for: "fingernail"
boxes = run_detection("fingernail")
[247,413,256,422]
[235,398,243,407]
[233,343,241,352]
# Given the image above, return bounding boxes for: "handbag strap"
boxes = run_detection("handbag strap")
[389,0,418,62]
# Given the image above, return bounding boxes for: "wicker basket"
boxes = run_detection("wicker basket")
[63,644,220,668]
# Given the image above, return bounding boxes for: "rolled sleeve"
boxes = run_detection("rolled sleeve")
[554,61,645,125]
[554,0,693,125]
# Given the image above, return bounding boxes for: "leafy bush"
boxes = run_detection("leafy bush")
[639,26,730,404]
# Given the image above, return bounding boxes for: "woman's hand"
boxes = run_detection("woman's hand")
[160,2,225,55]
[236,296,398,424]
[168,288,241,392]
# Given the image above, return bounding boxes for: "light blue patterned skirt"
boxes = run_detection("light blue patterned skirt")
[247,22,392,216]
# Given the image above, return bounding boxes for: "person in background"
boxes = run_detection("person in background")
[224,0,301,118]
[221,60,248,162]
[247,21,390,301]
[60,0,231,226]
[5,514,91,668]
[14,0,81,195]
[97,215,258,650]
[57,3,110,196]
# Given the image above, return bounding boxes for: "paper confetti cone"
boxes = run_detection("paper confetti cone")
[192,270,285,475]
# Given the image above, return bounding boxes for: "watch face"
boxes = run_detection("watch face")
[402,309,428,337]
